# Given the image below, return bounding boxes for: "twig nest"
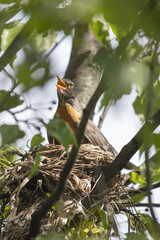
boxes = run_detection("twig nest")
[1,144,124,239]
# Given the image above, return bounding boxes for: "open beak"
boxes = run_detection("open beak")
[56,76,67,90]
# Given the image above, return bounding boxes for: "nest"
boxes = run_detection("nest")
[1,144,127,240]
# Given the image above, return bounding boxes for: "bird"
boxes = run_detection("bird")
[48,76,117,156]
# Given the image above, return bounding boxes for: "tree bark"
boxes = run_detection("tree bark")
[65,23,105,109]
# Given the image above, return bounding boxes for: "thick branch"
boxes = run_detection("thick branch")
[65,23,105,109]
[105,109,160,181]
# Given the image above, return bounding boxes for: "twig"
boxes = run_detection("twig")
[121,182,160,199]
[135,37,154,62]
[3,69,17,86]
[30,35,67,74]
[120,202,160,208]
[98,99,112,129]
[120,208,146,231]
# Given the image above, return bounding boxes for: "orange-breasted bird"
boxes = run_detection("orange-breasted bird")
[48,76,117,156]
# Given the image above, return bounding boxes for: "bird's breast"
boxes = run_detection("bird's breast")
[56,103,80,132]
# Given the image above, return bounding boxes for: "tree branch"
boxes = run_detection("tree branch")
[30,35,67,74]
[120,202,160,208]
[65,23,105,109]
[81,108,160,209]
[98,98,112,129]
[105,108,160,181]
[120,182,160,200]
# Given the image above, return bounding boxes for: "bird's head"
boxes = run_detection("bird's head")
[56,76,77,107]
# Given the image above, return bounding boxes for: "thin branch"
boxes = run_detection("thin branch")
[140,182,160,192]
[121,182,160,198]
[30,35,67,74]
[98,99,112,129]
[3,68,16,86]
[135,37,154,62]
[120,208,145,230]
[120,202,160,208]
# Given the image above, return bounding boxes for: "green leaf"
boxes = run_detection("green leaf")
[125,232,148,240]
[150,151,160,170]
[131,194,145,203]
[103,0,146,41]
[16,47,50,92]
[90,16,111,49]
[151,133,160,151]
[108,22,127,42]
[30,29,57,53]
[142,2,160,41]
[0,124,25,145]
[102,58,132,102]
[1,22,24,51]
[130,172,146,184]
[152,80,160,114]
[126,40,143,60]
[132,62,150,96]
[100,90,112,109]
[0,90,23,112]
[36,233,65,240]
[152,172,160,183]
[141,213,160,240]
[132,95,145,123]
[31,134,45,147]
[28,154,41,178]
[97,206,109,230]
[46,118,77,152]
[0,145,20,166]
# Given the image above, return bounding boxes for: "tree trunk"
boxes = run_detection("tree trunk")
[65,23,104,109]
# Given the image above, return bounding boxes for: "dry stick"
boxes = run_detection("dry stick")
[26,79,104,240]
[120,202,160,208]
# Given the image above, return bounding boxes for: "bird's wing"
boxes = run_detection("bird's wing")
[77,119,117,156]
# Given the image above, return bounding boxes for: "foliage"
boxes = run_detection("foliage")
[0,0,160,239]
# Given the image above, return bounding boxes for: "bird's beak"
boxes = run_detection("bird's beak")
[56,76,67,90]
